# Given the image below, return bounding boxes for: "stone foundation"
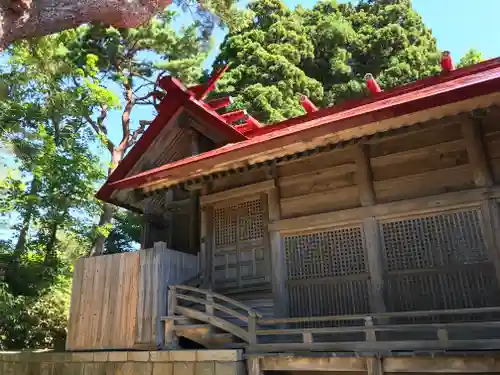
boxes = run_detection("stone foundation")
[0,349,244,375]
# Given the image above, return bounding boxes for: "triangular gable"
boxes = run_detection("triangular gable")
[96,69,248,208]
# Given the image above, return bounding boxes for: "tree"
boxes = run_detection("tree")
[213,0,442,122]
[458,48,484,68]
[0,0,246,50]
[1,34,104,263]
[66,11,208,256]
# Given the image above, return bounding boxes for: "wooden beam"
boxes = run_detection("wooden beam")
[270,185,500,233]
[260,356,366,372]
[363,217,386,314]
[354,144,376,206]
[461,117,493,187]
[384,356,500,373]
[200,180,275,206]
[279,163,356,188]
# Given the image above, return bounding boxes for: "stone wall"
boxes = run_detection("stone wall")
[0,349,245,375]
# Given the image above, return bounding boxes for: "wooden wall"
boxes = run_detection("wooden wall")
[66,244,198,351]
[200,108,500,319]
[207,112,500,220]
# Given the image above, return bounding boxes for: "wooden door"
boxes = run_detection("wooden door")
[212,196,270,291]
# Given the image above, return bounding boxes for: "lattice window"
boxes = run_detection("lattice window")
[284,227,367,281]
[238,199,264,241]
[381,209,500,313]
[284,226,370,319]
[214,204,237,247]
[381,210,488,272]
[214,198,264,247]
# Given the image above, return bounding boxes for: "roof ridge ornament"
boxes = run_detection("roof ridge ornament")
[364,73,382,95]
[441,50,455,73]
[300,94,318,113]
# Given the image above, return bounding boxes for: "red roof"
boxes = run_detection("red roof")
[97,57,500,203]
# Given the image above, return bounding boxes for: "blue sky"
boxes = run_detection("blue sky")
[1,0,499,240]
[201,0,500,70]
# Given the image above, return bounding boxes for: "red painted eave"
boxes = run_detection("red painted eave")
[107,59,500,192]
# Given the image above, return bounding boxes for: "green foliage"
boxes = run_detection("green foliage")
[213,0,442,122]
[0,7,208,348]
[104,210,142,254]
[458,48,484,68]
[0,280,69,350]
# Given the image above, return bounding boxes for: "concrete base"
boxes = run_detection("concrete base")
[0,349,244,375]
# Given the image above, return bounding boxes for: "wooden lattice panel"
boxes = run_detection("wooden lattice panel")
[213,197,269,290]
[381,209,500,314]
[214,204,237,247]
[284,227,367,281]
[284,227,370,319]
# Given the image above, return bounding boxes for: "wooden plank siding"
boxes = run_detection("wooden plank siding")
[66,252,140,350]
[66,245,198,351]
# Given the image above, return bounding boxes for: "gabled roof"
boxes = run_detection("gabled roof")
[98,57,500,203]
[96,74,248,204]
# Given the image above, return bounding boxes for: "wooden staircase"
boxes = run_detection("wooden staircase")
[161,285,262,349]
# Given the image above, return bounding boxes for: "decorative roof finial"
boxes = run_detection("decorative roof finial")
[300,94,318,113]
[441,51,455,73]
[364,73,382,95]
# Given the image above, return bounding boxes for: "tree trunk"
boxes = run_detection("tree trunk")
[13,177,39,260]
[88,147,124,256]
[0,0,172,49]
[43,220,58,267]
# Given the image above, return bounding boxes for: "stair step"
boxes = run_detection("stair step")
[175,324,212,336]
[161,316,197,326]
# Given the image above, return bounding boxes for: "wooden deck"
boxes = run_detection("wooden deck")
[164,285,500,354]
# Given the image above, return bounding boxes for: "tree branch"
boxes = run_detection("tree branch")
[119,81,134,149]
[84,104,114,153]
[0,0,173,50]
[127,120,151,148]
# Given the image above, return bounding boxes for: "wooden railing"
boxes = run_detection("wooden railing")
[165,285,500,353]
[249,306,500,353]
[165,285,262,347]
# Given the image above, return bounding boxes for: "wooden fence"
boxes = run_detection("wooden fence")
[66,242,198,351]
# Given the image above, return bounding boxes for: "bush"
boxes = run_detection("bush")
[0,278,70,350]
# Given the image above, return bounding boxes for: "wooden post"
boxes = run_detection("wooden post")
[463,117,500,287]
[267,173,288,318]
[139,218,149,249]
[480,201,500,287]
[189,129,200,156]
[165,286,179,349]
[164,190,174,247]
[206,293,214,316]
[354,143,376,206]
[201,184,214,289]
[247,357,262,375]
[248,312,258,345]
[364,316,383,375]
[363,217,386,314]
[461,117,493,188]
